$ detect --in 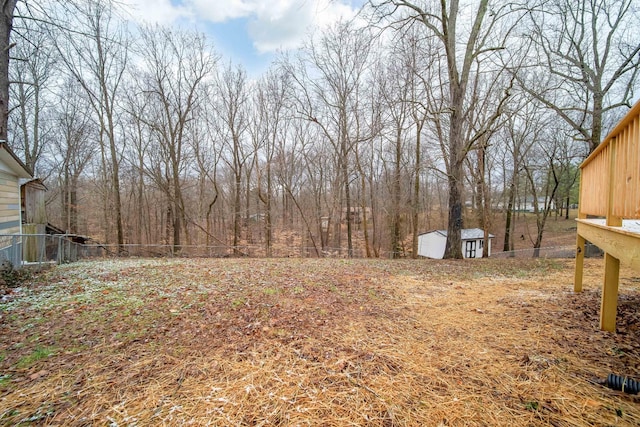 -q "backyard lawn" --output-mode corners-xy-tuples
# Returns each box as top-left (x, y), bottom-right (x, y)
(1, 257), (639, 426)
